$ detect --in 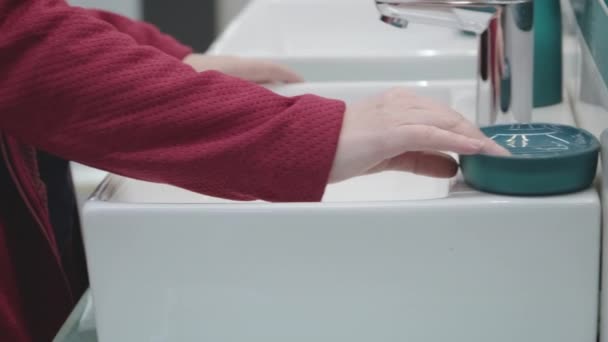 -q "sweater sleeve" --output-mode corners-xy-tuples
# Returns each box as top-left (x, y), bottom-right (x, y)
(83, 8), (193, 59)
(0, 0), (345, 202)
